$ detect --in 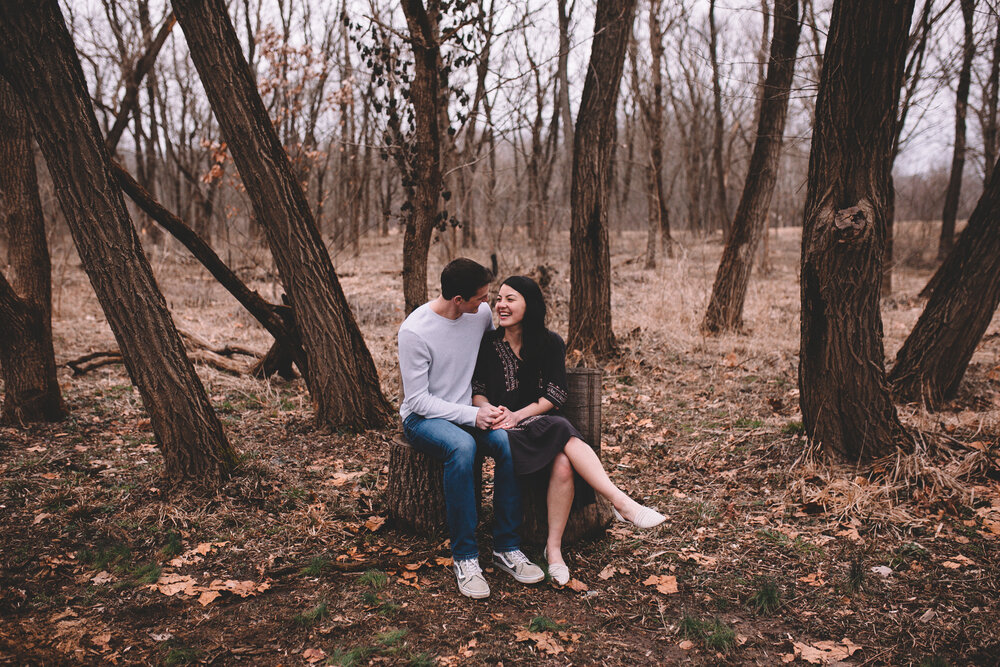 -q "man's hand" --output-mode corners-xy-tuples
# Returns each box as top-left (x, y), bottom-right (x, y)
(476, 404), (502, 430)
